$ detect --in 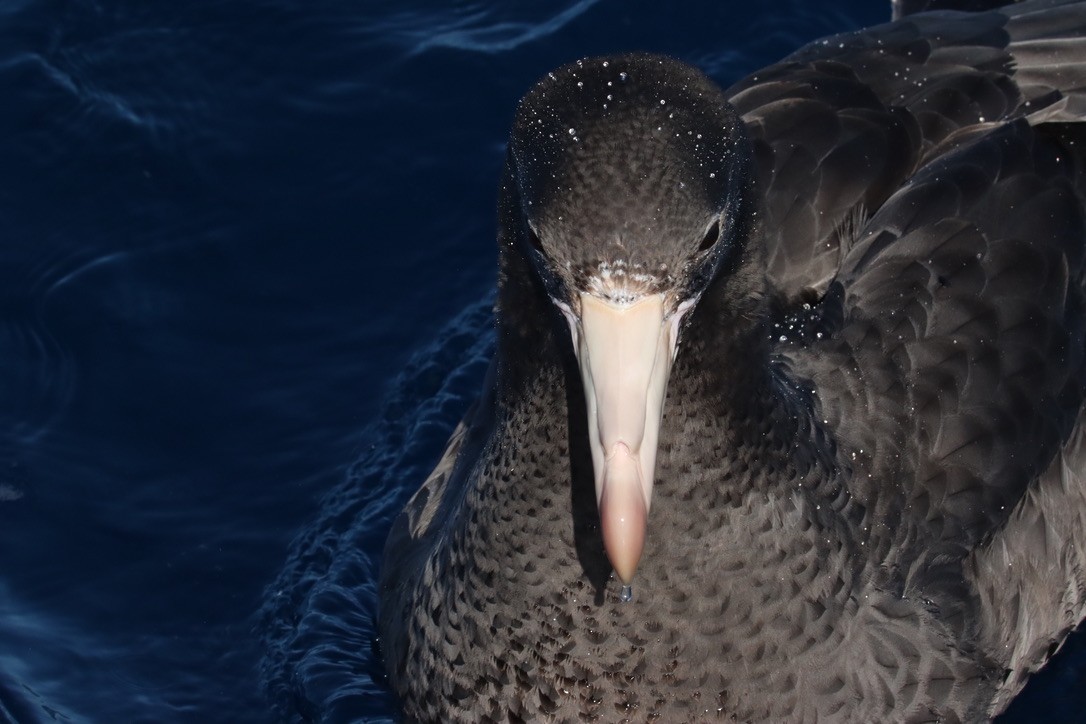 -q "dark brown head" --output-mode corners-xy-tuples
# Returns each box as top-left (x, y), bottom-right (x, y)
(498, 53), (760, 583)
